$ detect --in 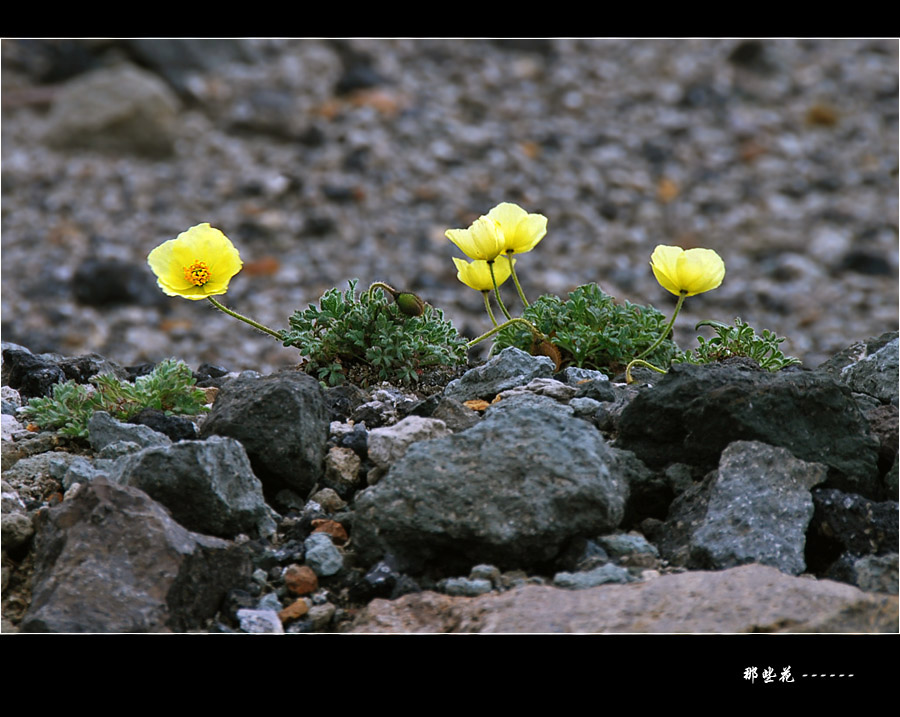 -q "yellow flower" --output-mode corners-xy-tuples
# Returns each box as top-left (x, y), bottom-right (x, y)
(147, 223), (243, 300)
(453, 256), (514, 292)
(650, 245), (725, 297)
(486, 202), (548, 255)
(445, 215), (506, 262)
